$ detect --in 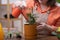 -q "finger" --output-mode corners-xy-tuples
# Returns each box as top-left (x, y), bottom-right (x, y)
(37, 25), (44, 30)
